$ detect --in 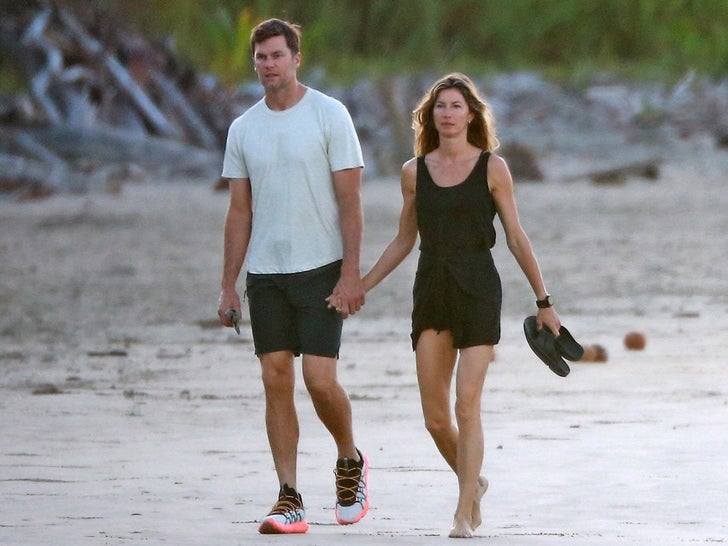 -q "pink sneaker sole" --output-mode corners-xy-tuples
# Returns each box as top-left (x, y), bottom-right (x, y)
(258, 518), (309, 534)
